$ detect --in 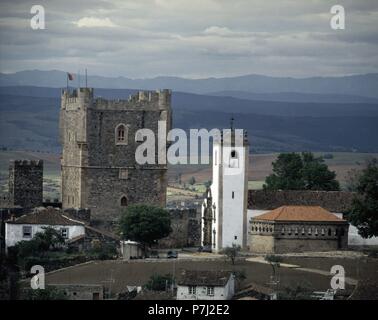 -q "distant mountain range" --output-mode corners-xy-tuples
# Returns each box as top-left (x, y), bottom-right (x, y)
(1, 70), (378, 99)
(1, 86), (378, 153)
